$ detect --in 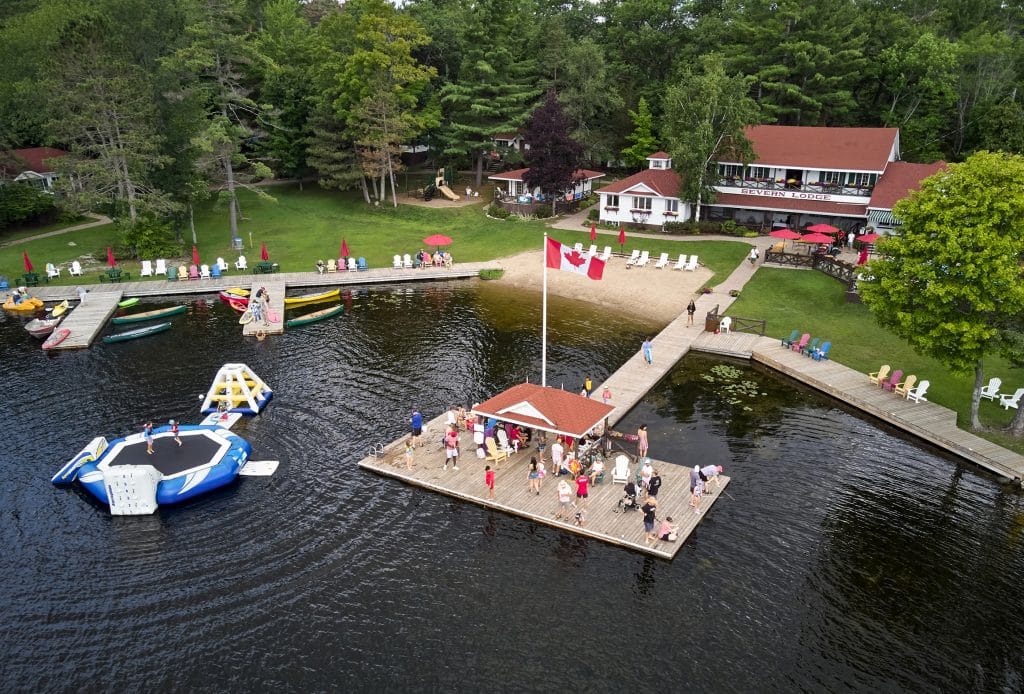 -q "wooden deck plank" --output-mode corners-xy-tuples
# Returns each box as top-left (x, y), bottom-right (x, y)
(48, 290), (122, 350)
